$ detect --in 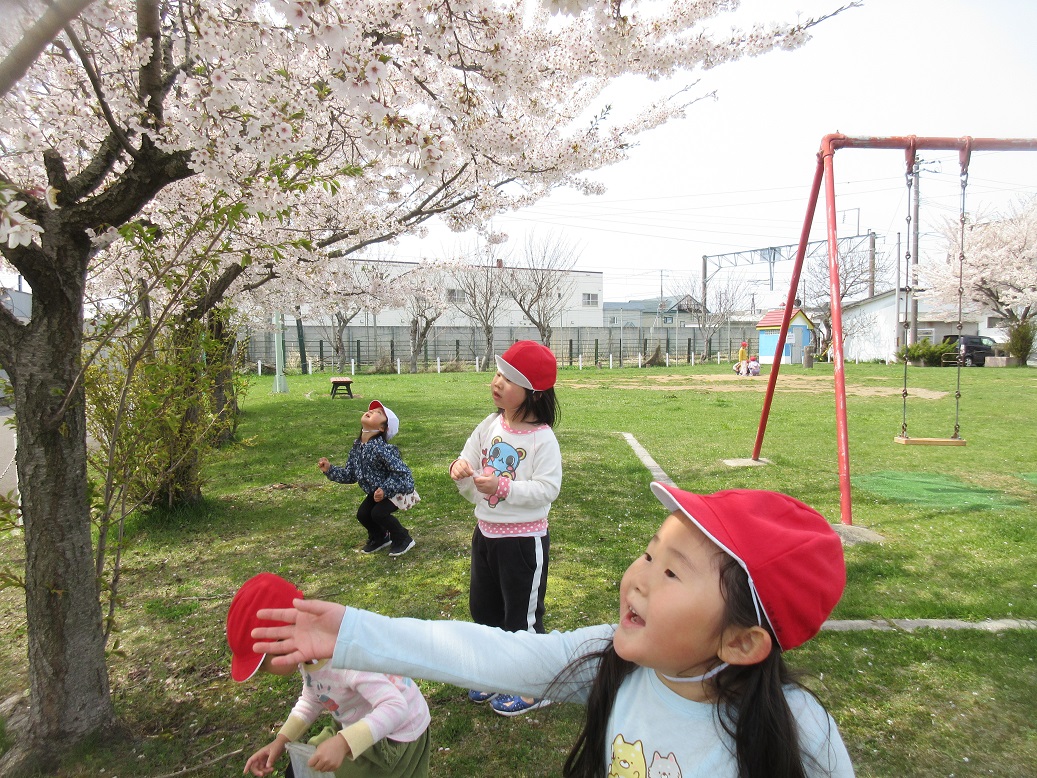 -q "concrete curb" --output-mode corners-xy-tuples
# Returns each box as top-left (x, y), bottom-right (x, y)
(823, 618), (1037, 633)
(619, 432), (1036, 634)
